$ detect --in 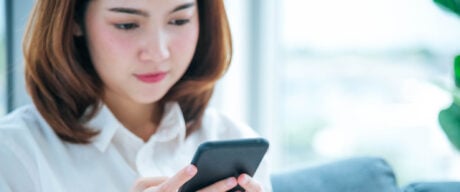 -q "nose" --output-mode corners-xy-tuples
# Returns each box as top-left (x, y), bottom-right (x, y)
(139, 29), (170, 63)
